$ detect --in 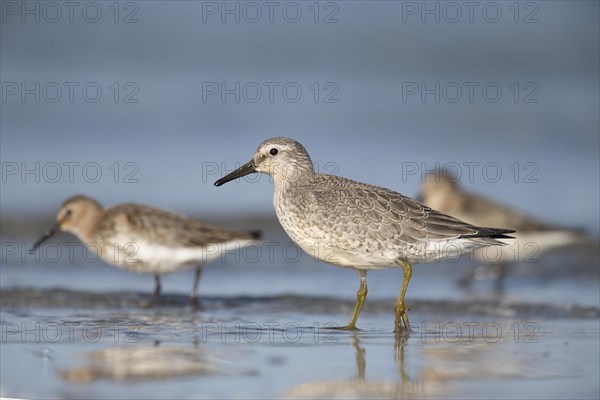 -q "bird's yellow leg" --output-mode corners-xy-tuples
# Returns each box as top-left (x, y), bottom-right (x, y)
(394, 261), (413, 332)
(333, 270), (367, 330)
